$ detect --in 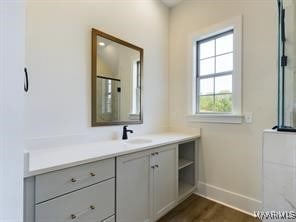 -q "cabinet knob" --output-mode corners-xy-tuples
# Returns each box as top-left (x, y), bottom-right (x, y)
(70, 214), (77, 220)
(71, 178), (77, 183)
(90, 205), (96, 210)
(151, 153), (155, 156)
(155, 164), (159, 168)
(90, 172), (96, 177)
(155, 152), (159, 155)
(151, 166), (155, 169)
